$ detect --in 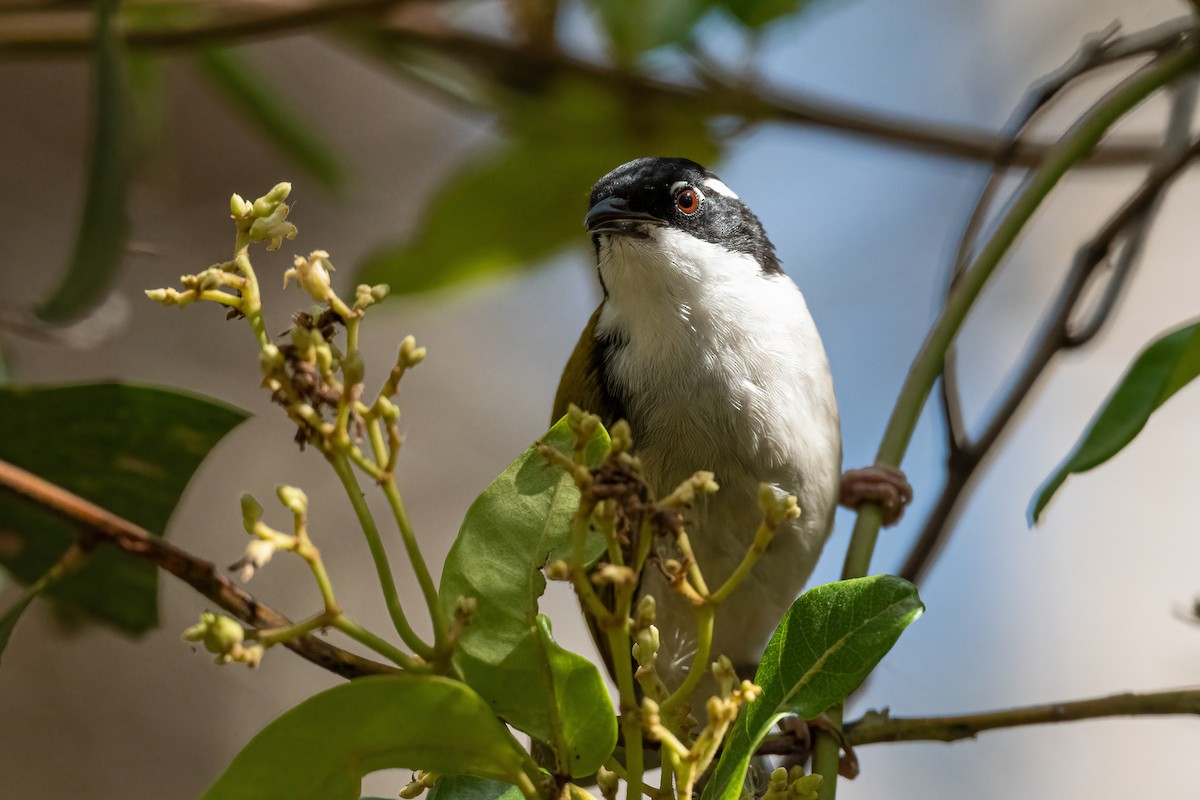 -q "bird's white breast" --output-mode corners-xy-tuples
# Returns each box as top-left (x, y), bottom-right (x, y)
(595, 227), (842, 679)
